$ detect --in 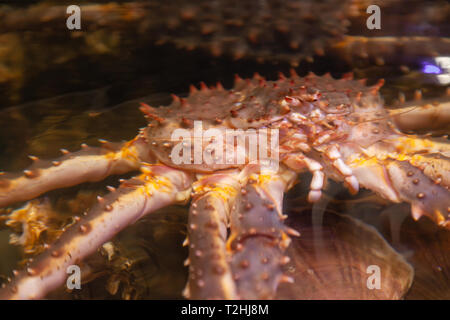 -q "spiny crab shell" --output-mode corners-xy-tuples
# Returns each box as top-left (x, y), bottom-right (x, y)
(145, 72), (388, 172)
(143, 71), (449, 224)
(0, 71), (449, 300)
